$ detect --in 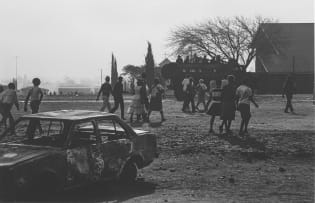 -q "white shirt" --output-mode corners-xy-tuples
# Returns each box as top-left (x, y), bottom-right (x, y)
(236, 85), (252, 105)
(182, 78), (190, 91)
